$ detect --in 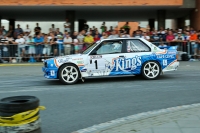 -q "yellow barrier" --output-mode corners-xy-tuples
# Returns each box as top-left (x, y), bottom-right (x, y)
(0, 106), (45, 126)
